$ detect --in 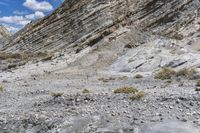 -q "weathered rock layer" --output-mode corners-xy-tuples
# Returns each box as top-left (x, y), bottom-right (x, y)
(0, 25), (10, 48)
(3, 0), (200, 52)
